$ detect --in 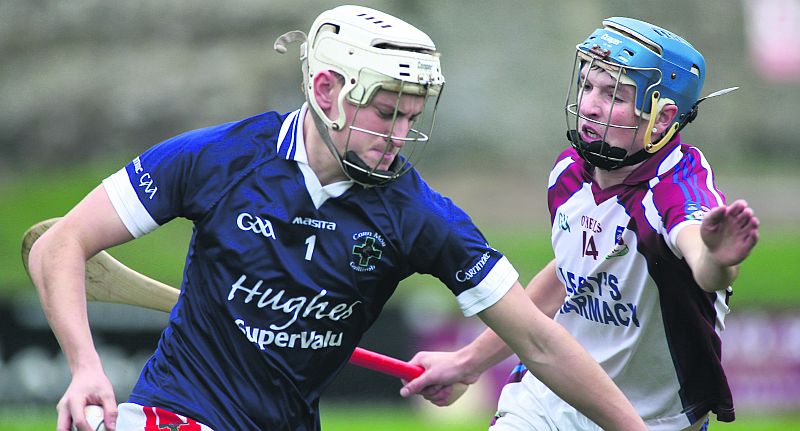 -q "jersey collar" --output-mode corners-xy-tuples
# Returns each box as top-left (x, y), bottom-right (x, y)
(277, 103), (310, 163)
(621, 135), (683, 186)
(277, 103), (354, 208)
